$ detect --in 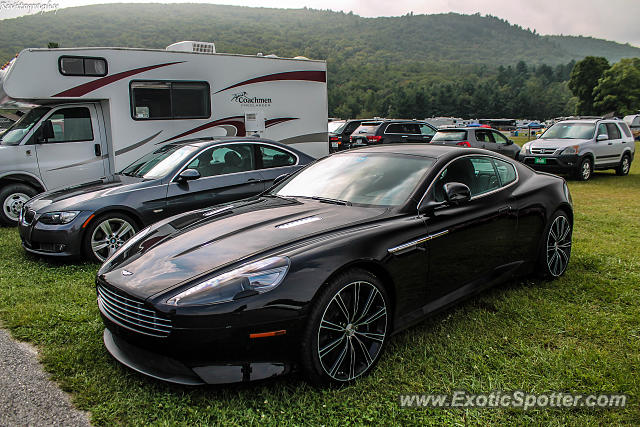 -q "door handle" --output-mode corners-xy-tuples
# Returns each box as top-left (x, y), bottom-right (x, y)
(94, 144), (102, 156)
(608, 142), (613, 145)
(247, 178), (260, 183)
(401, 135), (408, 138)
(498, 206), (512, 214)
